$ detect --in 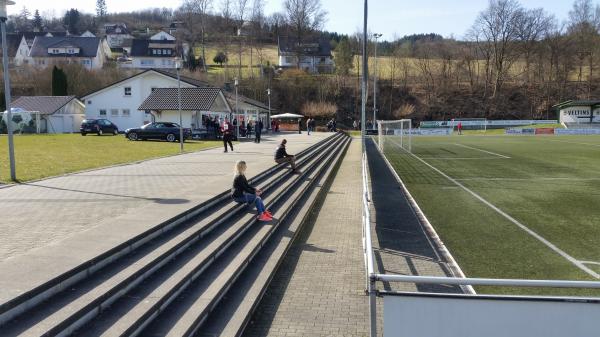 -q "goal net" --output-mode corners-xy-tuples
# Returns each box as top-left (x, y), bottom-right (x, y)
(377, 119), (412, 154)
(451, 118), (487, 133)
